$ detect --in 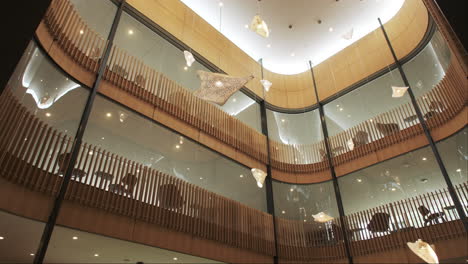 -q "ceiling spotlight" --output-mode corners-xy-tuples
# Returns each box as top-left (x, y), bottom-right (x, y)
(422, 157), (427, 161)
(0, 236), (4, 240)
(290, 188), (294, 192)
(456, 168), (462, 172)
(281, 119), (285, 123)
(183, 66), (188, 71)
(356, 178), (362, 183)
(45, 112), (51, 117)
(290, 53), (295, 57)
(79, 29), (84, 35)
(30, 253), (35, 256)
(391, 187), (396, 191)
(94, 254), (99, 257)
(72, 236), (78, 240)
(173, 257), (178, 261)
(266, 44), (271, 48)
(232, 98), (237, 102)
(175, 145), (180, 149)
(199, 177), (203, 180)
(329, 27), (334, 32)
(106, 112), (112, 117)
(239, 174), (244, 178)
(281, 210), (286, 214)
(218, 2), (223, 7)
(339, 108), (343, 111)
(128, 29), (134, 35)
(244, 24), (249, 29)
